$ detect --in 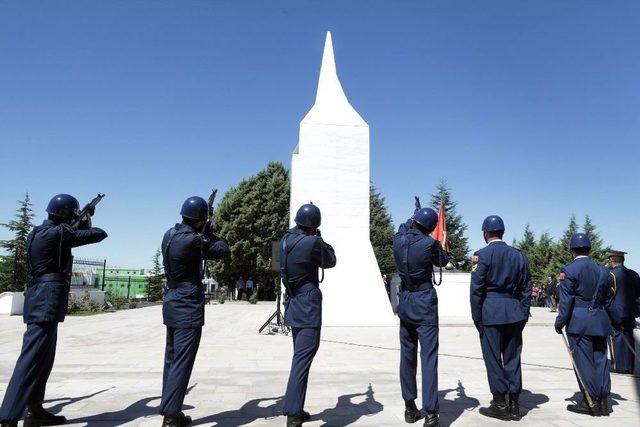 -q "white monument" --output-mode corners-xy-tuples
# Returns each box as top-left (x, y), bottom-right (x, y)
(290, 32), (396, 327)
